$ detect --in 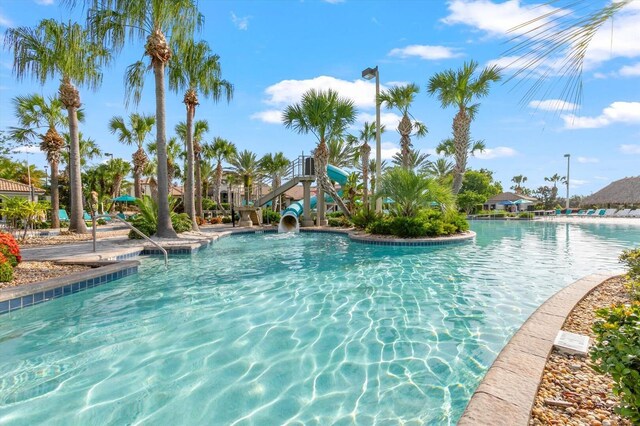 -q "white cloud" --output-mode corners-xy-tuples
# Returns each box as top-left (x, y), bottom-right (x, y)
(12, 146), (41, 154)
(388, 45), (463, 60)
(357, 112), (403, 130)
(474, 146), (517, 160)
(576, 156), (599, 164)
(262, 76), (380, 108)
(583, 5), (640, 69)
(619, 63), (640, 77)
(230, 12), (250, 30)
(562, 102), (640, 129)
(323, 0), (345, 3)
(571, 179), (588, 188)
(34, 0), (54, 5)
(593, 72), (608, 79)
(442, 0), (560, 37)
(380, 142), (400, 160)
(250, 110), (282, 124)
(0, 13), (13, 27)
(529, 99), (579, 112)
(620, 144), (640, 154)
